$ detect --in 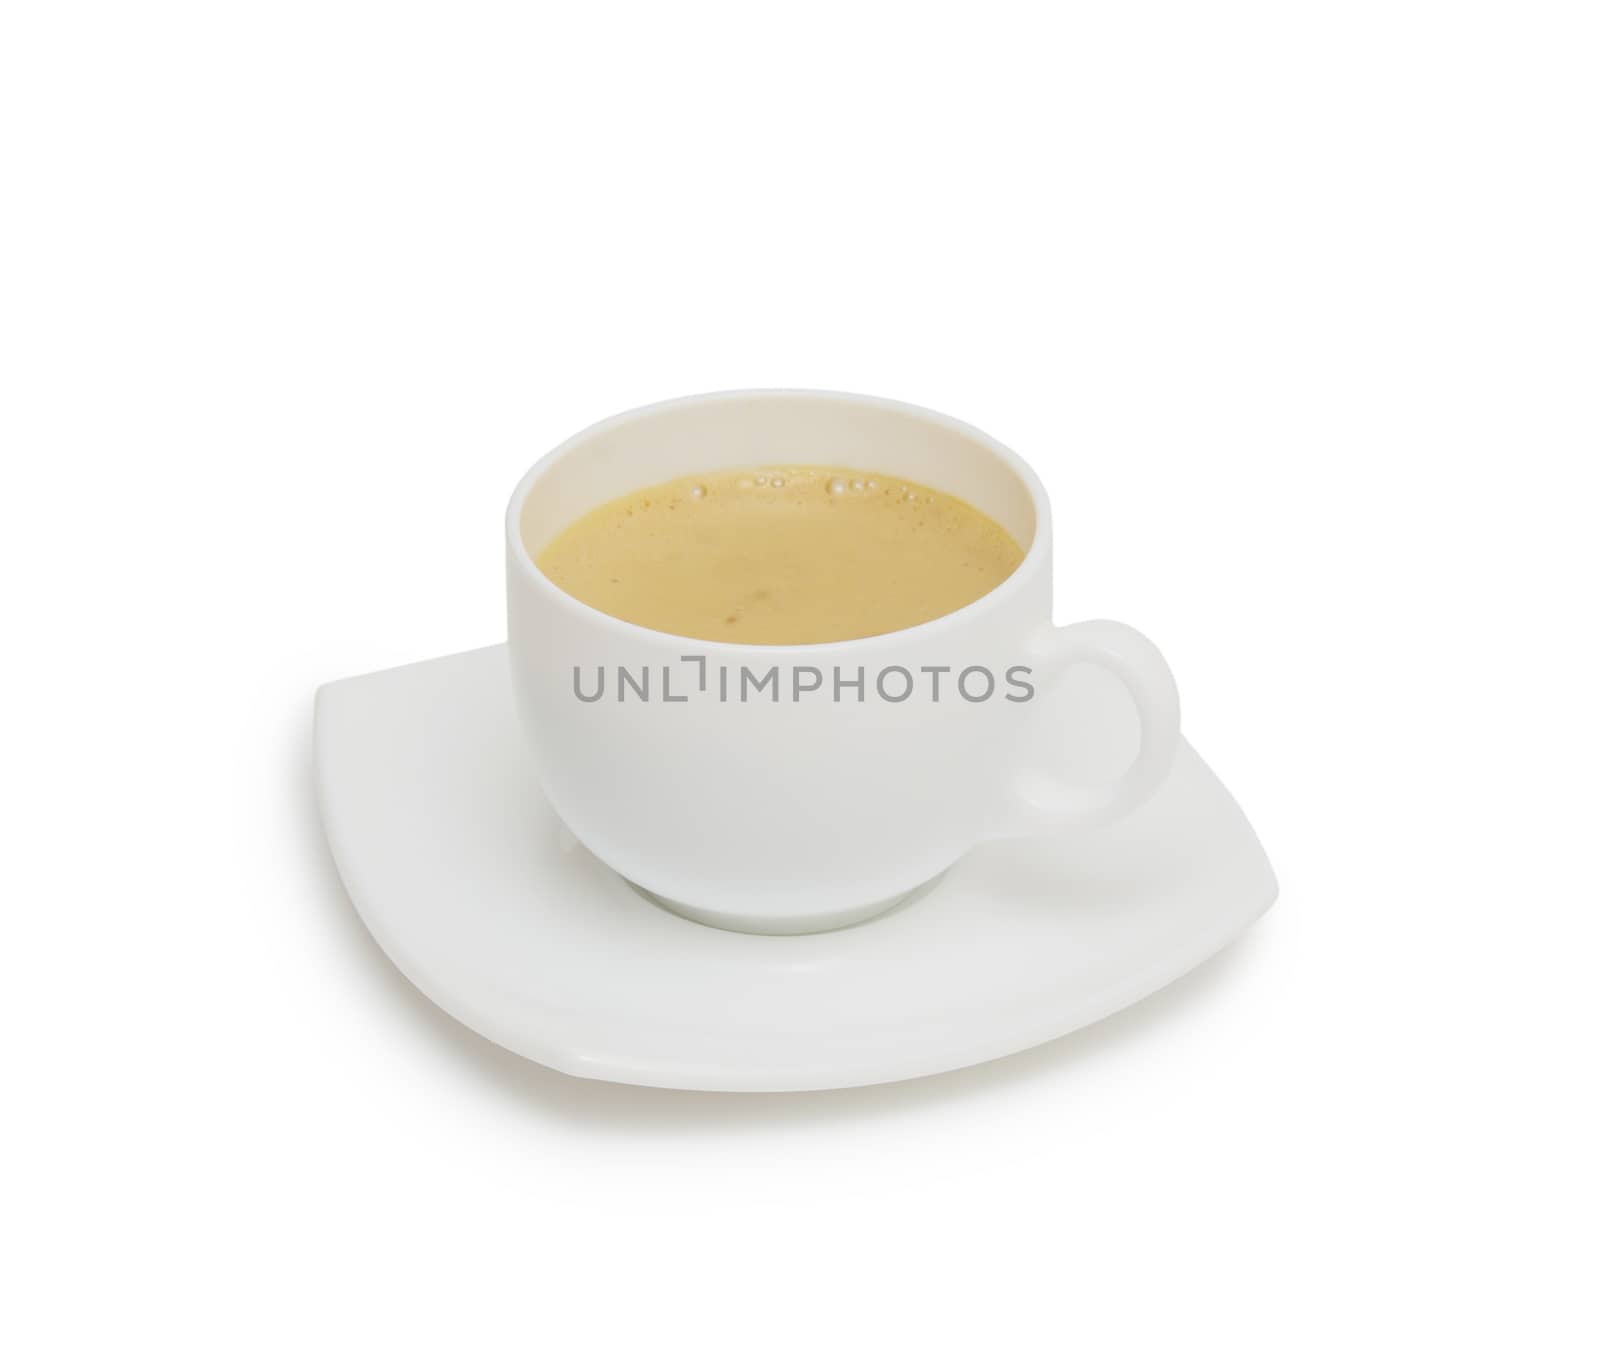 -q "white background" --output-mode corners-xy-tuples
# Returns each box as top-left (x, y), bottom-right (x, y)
(4, 2), (1596, 1354)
